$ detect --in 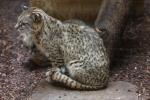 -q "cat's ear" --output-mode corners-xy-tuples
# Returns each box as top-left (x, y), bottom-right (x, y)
(30, 13), (42, 23)
(21, 5), (28, 11)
